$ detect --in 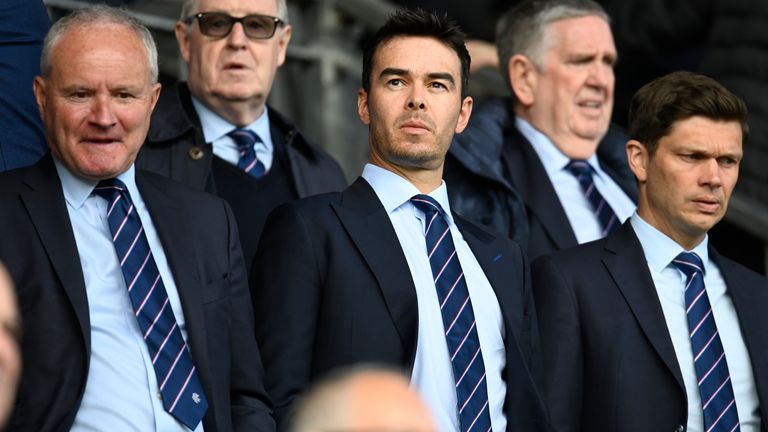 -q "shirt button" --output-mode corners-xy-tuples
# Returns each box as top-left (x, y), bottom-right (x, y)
(157, 392), (162, 400)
